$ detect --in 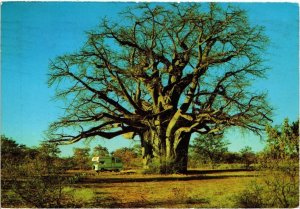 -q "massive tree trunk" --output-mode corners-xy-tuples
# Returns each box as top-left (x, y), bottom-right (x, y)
(141, 130), (190, 174)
